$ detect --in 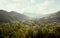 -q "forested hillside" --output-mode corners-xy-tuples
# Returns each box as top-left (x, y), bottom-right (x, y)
(0, 23), (60, 38)
(0, 10), (60, 38)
